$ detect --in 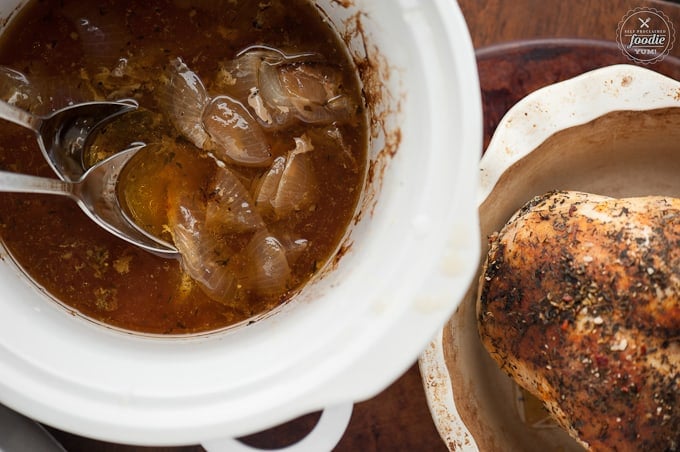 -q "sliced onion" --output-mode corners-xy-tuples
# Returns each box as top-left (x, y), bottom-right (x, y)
(254, 135), (317, 219)
(198, 257), (240, 306)
(242, 230), (291, 298)
(285, 237), (309, 265)
(217, 48), (280, 101)
(221, 46), (343, 129)
(0, 66), (40, 112)
(167, 188), (239, 305)
(246, 87), (274, 126)
(178, 226), (239, 305)
(159, 57), (211, 149)
(305, 124), (358, 171)
(259, 60), (352, 126)
(205, 165), (265, 233)
(269, 228), (309, 266)
(218, 48), (281, 127)
(256, 62), (293, 127)
(231, 48), (278, 77)
(278, 64), (331, 104)
(167, 190), (208, 282)
(202, 95), (272, 167)
(253, 155), (285, 217)
(63, 3), (132, 72)
(271, 135), (317, 218)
